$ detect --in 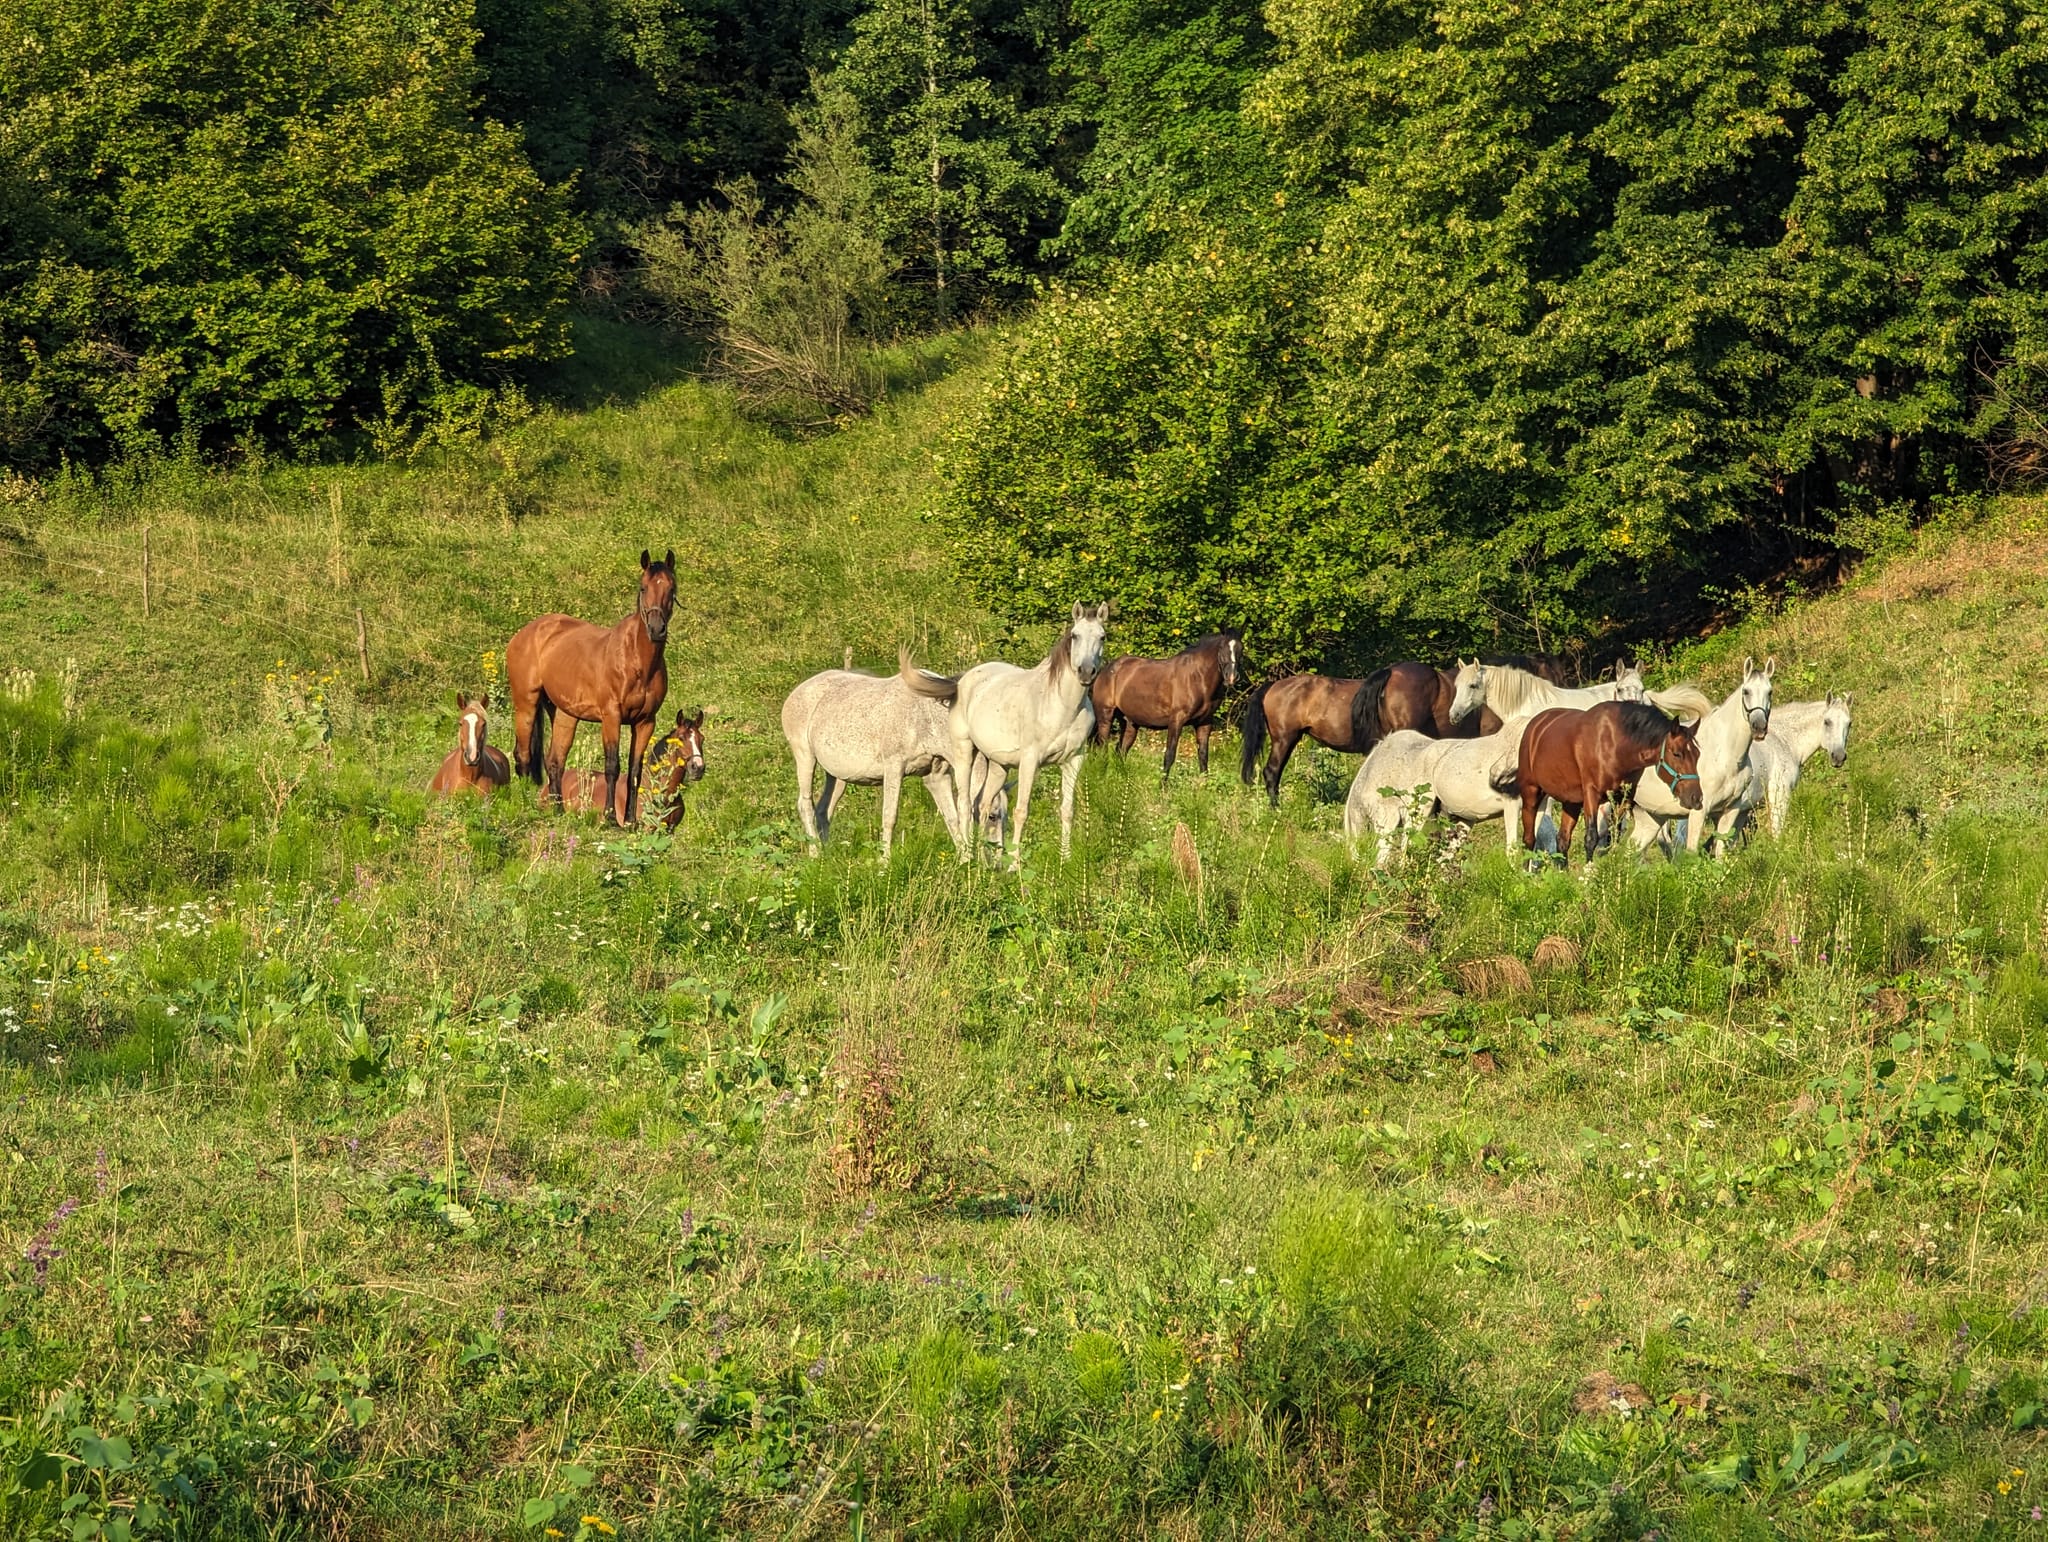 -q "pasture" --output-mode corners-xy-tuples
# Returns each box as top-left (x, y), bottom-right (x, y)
(2, 331), (2046, 1538)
